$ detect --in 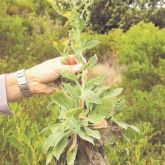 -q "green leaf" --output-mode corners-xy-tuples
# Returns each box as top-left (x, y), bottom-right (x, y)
(83, 55), (98, 71)
(63, 83), (79, 97)
(88, 96), (115, 123)
(50, 122), (66, 133)
(46, 149), (53, 165)
(128, 125), (140, 133)
(85, 76), (105, 90)
(63, 83), (80, 105)
(83, 39), (100, 50)
(62, 71), (79, 82)
(107, 88), (123, 97)
(96, 86), (110, 96)
(53, 137), (68, 160)
(114, 121), (140, 133)
(84, 127), (101, 140)
(87, 114), (104, 124)
(63, 83), (80, 106)
(67, 117), (81, 133)
(40, 123), (60, 134)
(66, 108), (84, 118)
(114, 121), (128, 129)
(52, 91), (73, 110)
(80, 118), (89, 127)
(58, 108), (67, 119)
(81, 89), (102, 104)
(115, 97), (126, 112)
(79, 18), (85, 31)
(42, 132), (65, 153)
(78, 128), (94, 145)
(66, 144), (78, 165)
